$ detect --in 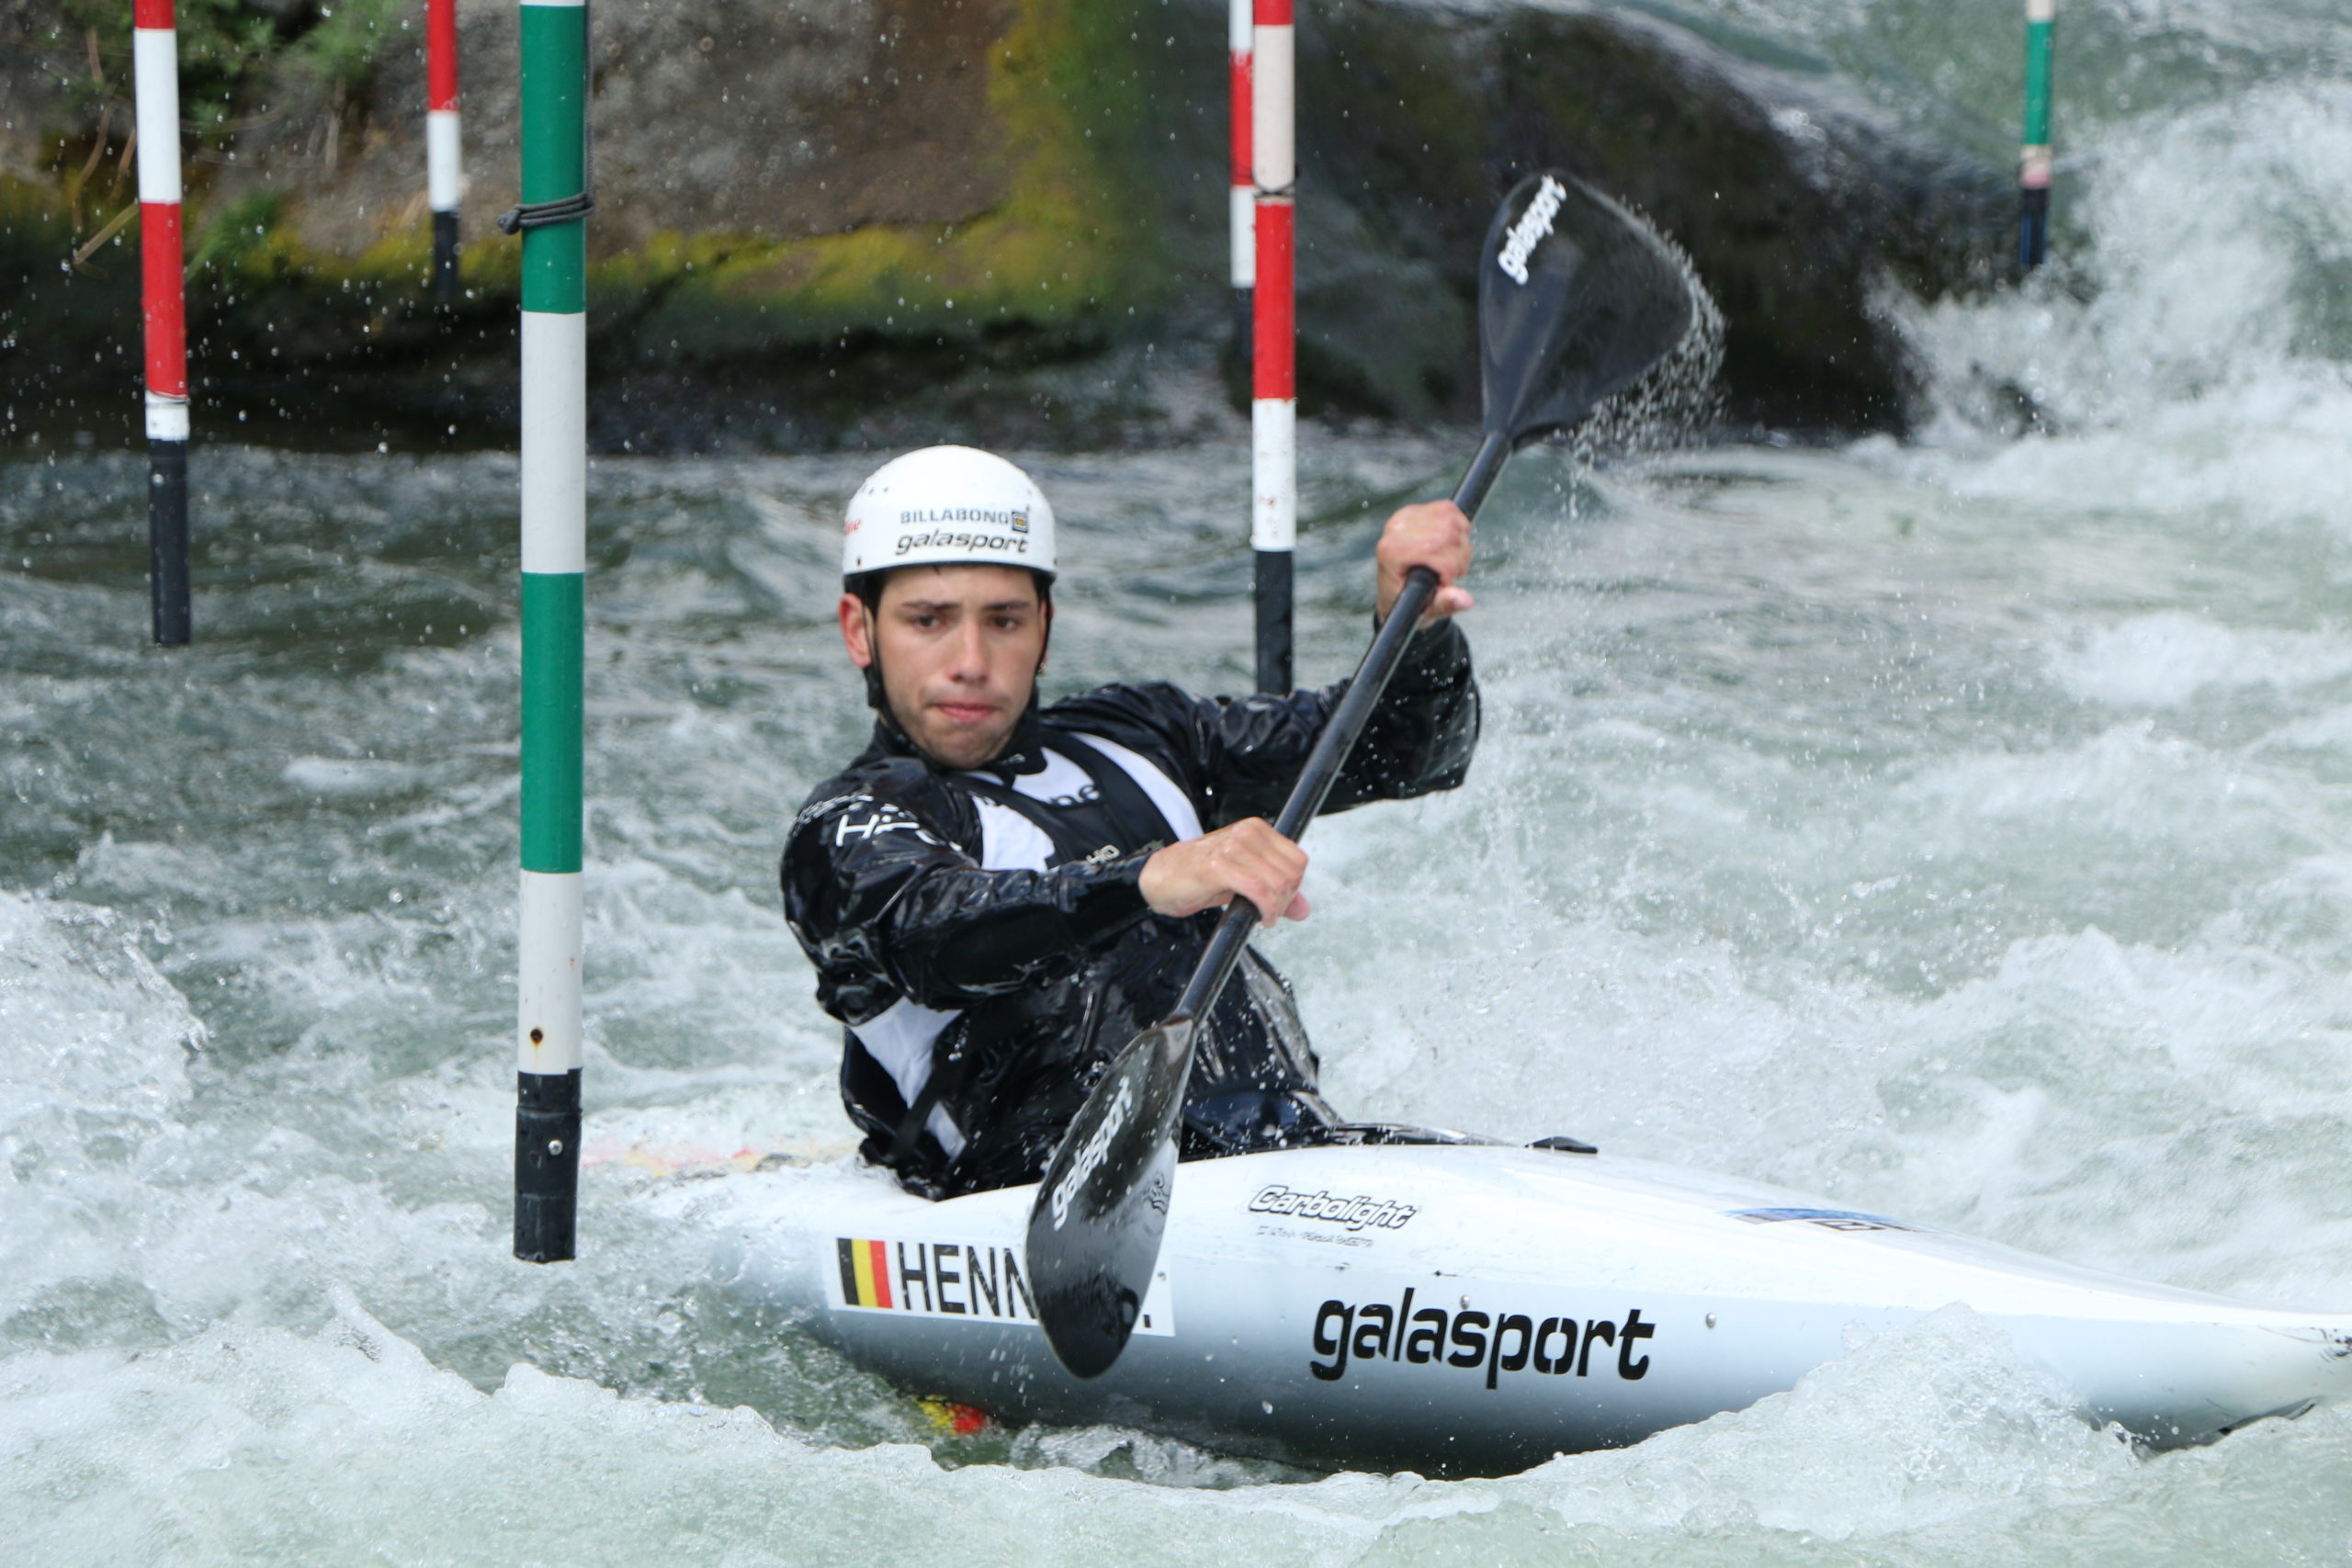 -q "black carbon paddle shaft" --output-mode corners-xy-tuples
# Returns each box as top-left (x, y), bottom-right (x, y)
(1170, 565), (1436, 1020)
(1172, 427), (1506, 1025)
(1450, 430), (1512, 523)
